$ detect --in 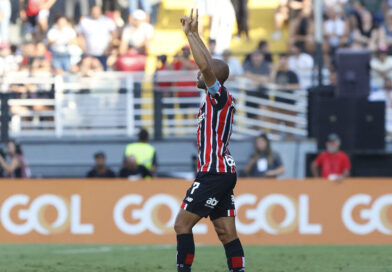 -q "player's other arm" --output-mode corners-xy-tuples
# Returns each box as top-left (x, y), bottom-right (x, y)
(181, 10), (218, 90)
